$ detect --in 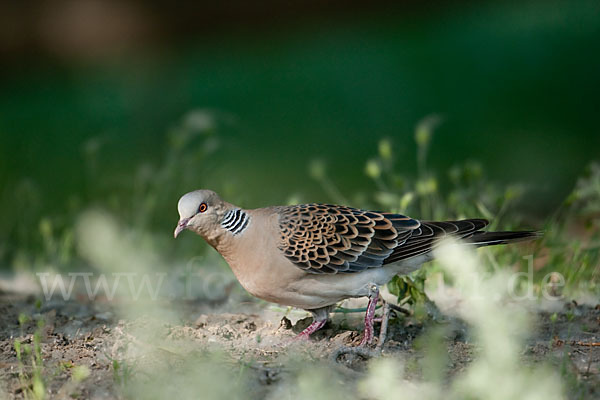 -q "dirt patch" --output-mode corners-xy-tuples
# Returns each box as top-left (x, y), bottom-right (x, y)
(0, 294), (598, 399)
